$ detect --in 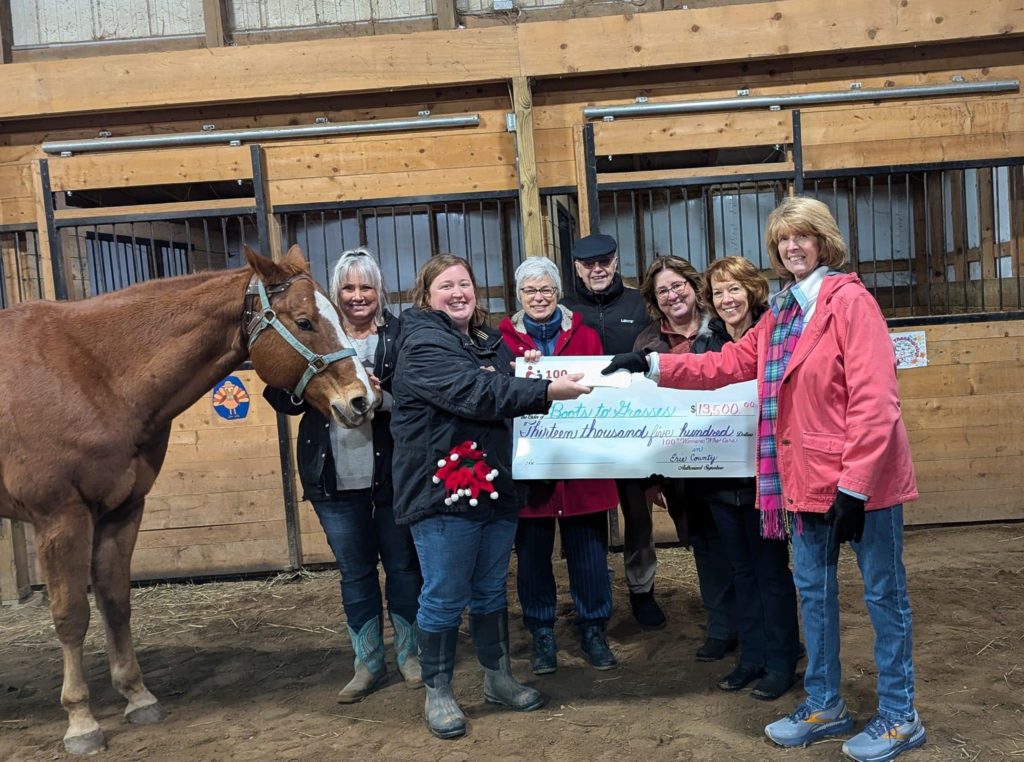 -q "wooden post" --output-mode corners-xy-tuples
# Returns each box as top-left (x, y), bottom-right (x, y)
(573, 126), (592, 238)
(512, 77), (545, 259)
(203, 0), (229, 48)
(0, 519), (31, 605)
(436, 0), (458, 30)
